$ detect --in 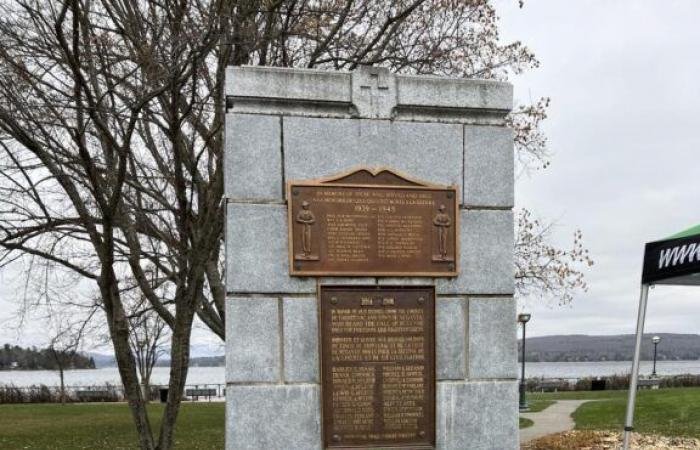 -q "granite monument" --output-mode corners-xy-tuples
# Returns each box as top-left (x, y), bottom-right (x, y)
(225, 65), (517, 450)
